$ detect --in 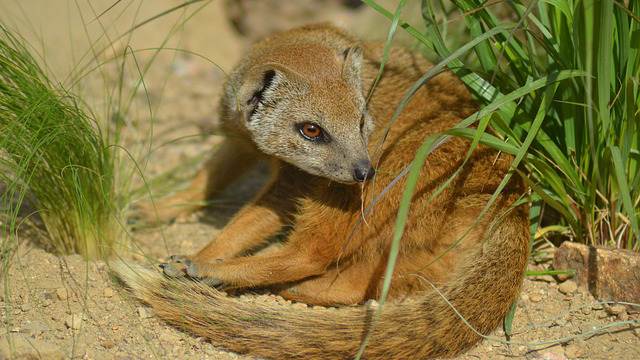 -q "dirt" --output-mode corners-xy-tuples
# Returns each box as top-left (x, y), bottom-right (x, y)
(1, 1), (639, 359)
